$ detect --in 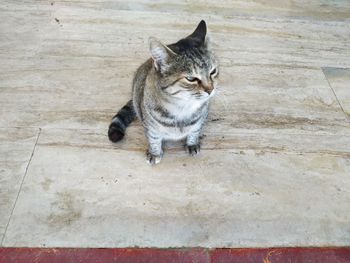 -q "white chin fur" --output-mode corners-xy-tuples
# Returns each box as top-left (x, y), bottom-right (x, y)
(200, 88), (216, 99)
(209, 88), (216, 97)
